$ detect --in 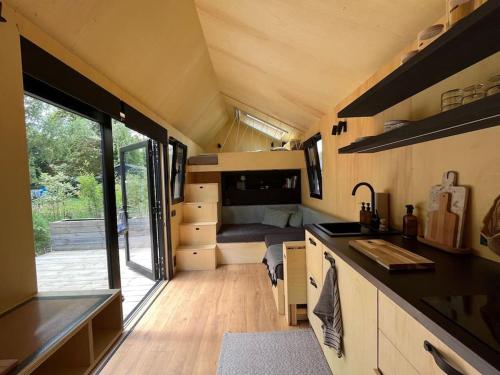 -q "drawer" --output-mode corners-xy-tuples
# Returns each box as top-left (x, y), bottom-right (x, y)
(378, 292), (480, 375)
(185, 183), (218, 202)
(183, 202), (217, 223)
(176, 245), (216, 270)
(378, 330), (419, 375)
(306, 272), (323, 339)
(305, 231), (323, 283)
(179, 223), (216, 246)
